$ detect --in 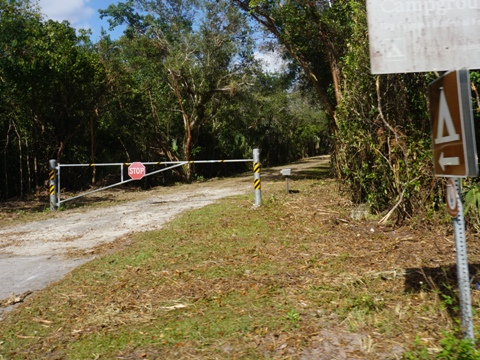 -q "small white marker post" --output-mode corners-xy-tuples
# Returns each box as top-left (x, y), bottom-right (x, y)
(280, 169), (292, 193)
